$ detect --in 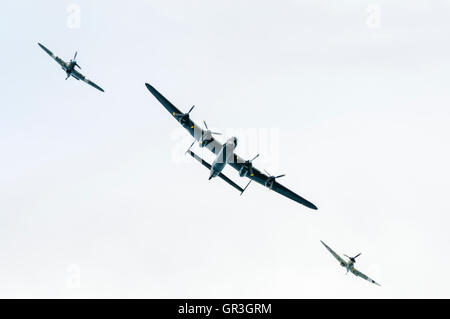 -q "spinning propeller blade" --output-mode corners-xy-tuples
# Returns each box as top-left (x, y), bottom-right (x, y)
(344, 253), (361, 261)
(264, 170), (285, 179)
(203, 121), (221, 135)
